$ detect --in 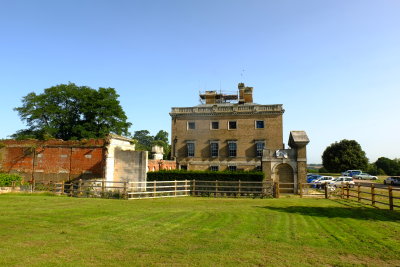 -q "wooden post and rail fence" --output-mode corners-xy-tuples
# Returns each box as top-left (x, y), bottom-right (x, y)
(4, 179), (400, 210)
